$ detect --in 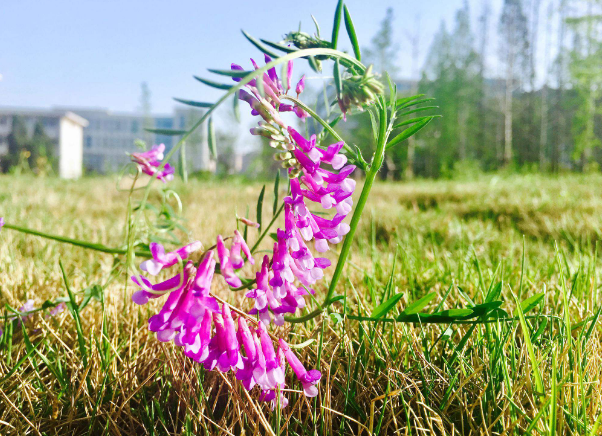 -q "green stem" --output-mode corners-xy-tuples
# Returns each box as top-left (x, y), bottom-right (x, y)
(135, 48), (365, 224)
(250, 202), (285, 253)
(321, 102), (388, 307)
(3, 223), (152, 258)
